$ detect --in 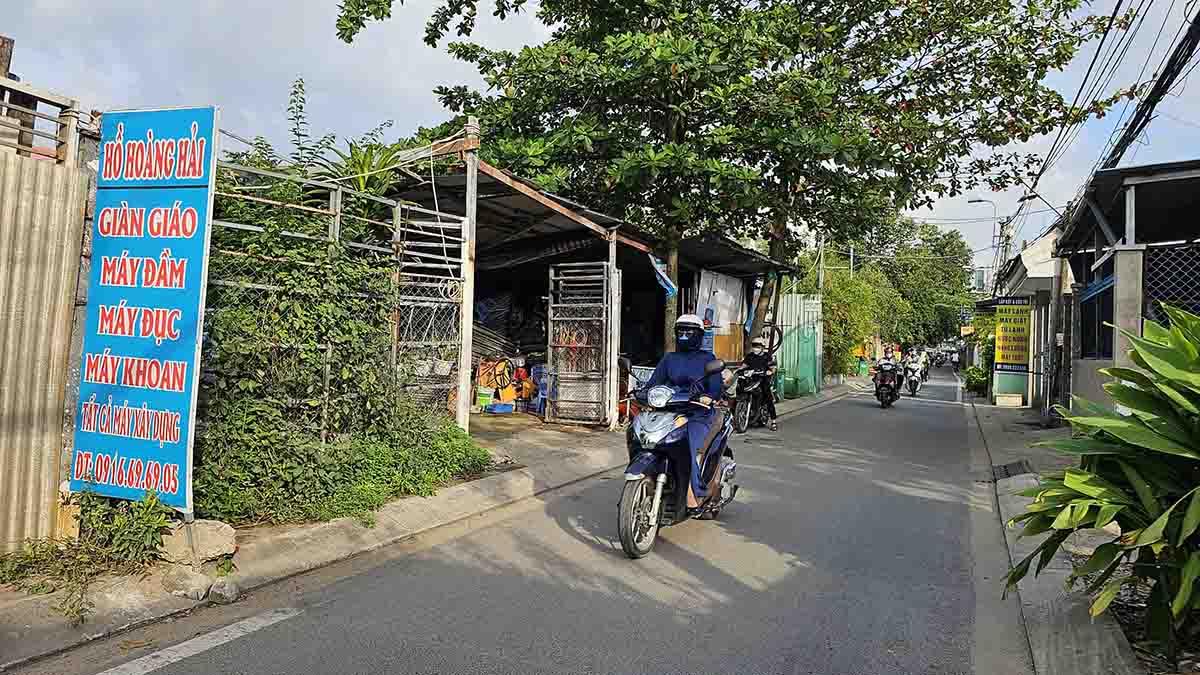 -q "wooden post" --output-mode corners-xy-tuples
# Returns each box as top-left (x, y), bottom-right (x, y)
(455, 117), (480, 431)
(0, 37), (34, 158)
(663, 241), (679, 353)
(1043, 252), (1064, 421)
(0, 36), (14, 77)
(817, 236), (825, 291)
(607, 233), (619, 429)
(57, 99), (79, 166)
